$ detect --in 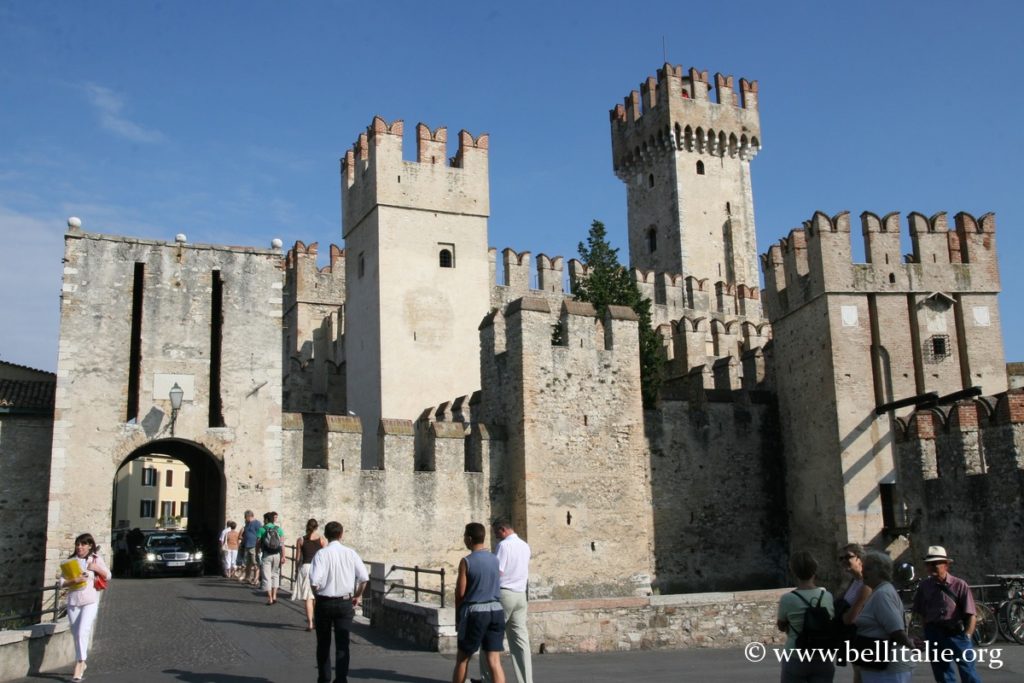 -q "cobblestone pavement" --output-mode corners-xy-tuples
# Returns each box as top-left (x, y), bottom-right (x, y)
(16, 576), (1024, 682)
